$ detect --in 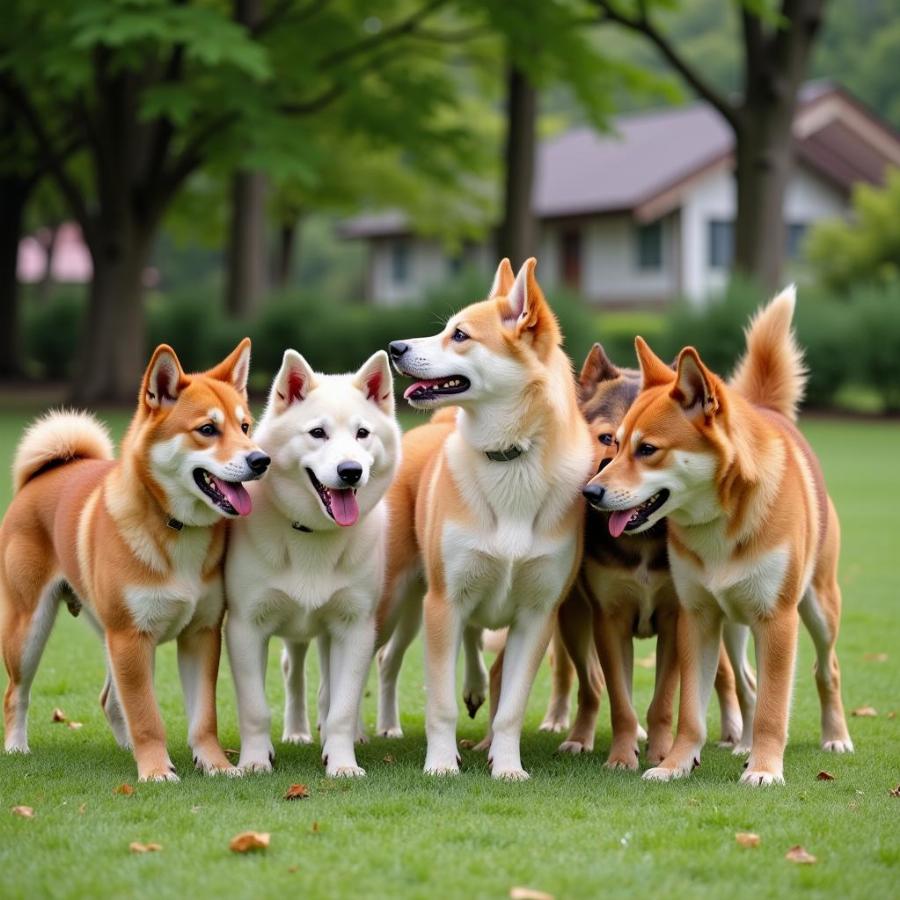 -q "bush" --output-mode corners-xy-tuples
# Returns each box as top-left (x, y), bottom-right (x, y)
(850, 287), (900, 412)
(23, 290), (84, 380)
